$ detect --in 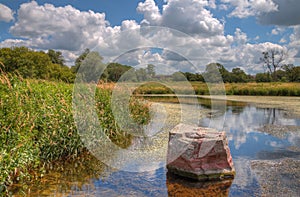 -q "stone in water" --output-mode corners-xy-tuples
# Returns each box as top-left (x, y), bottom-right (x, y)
(167, 123), (235, 181)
